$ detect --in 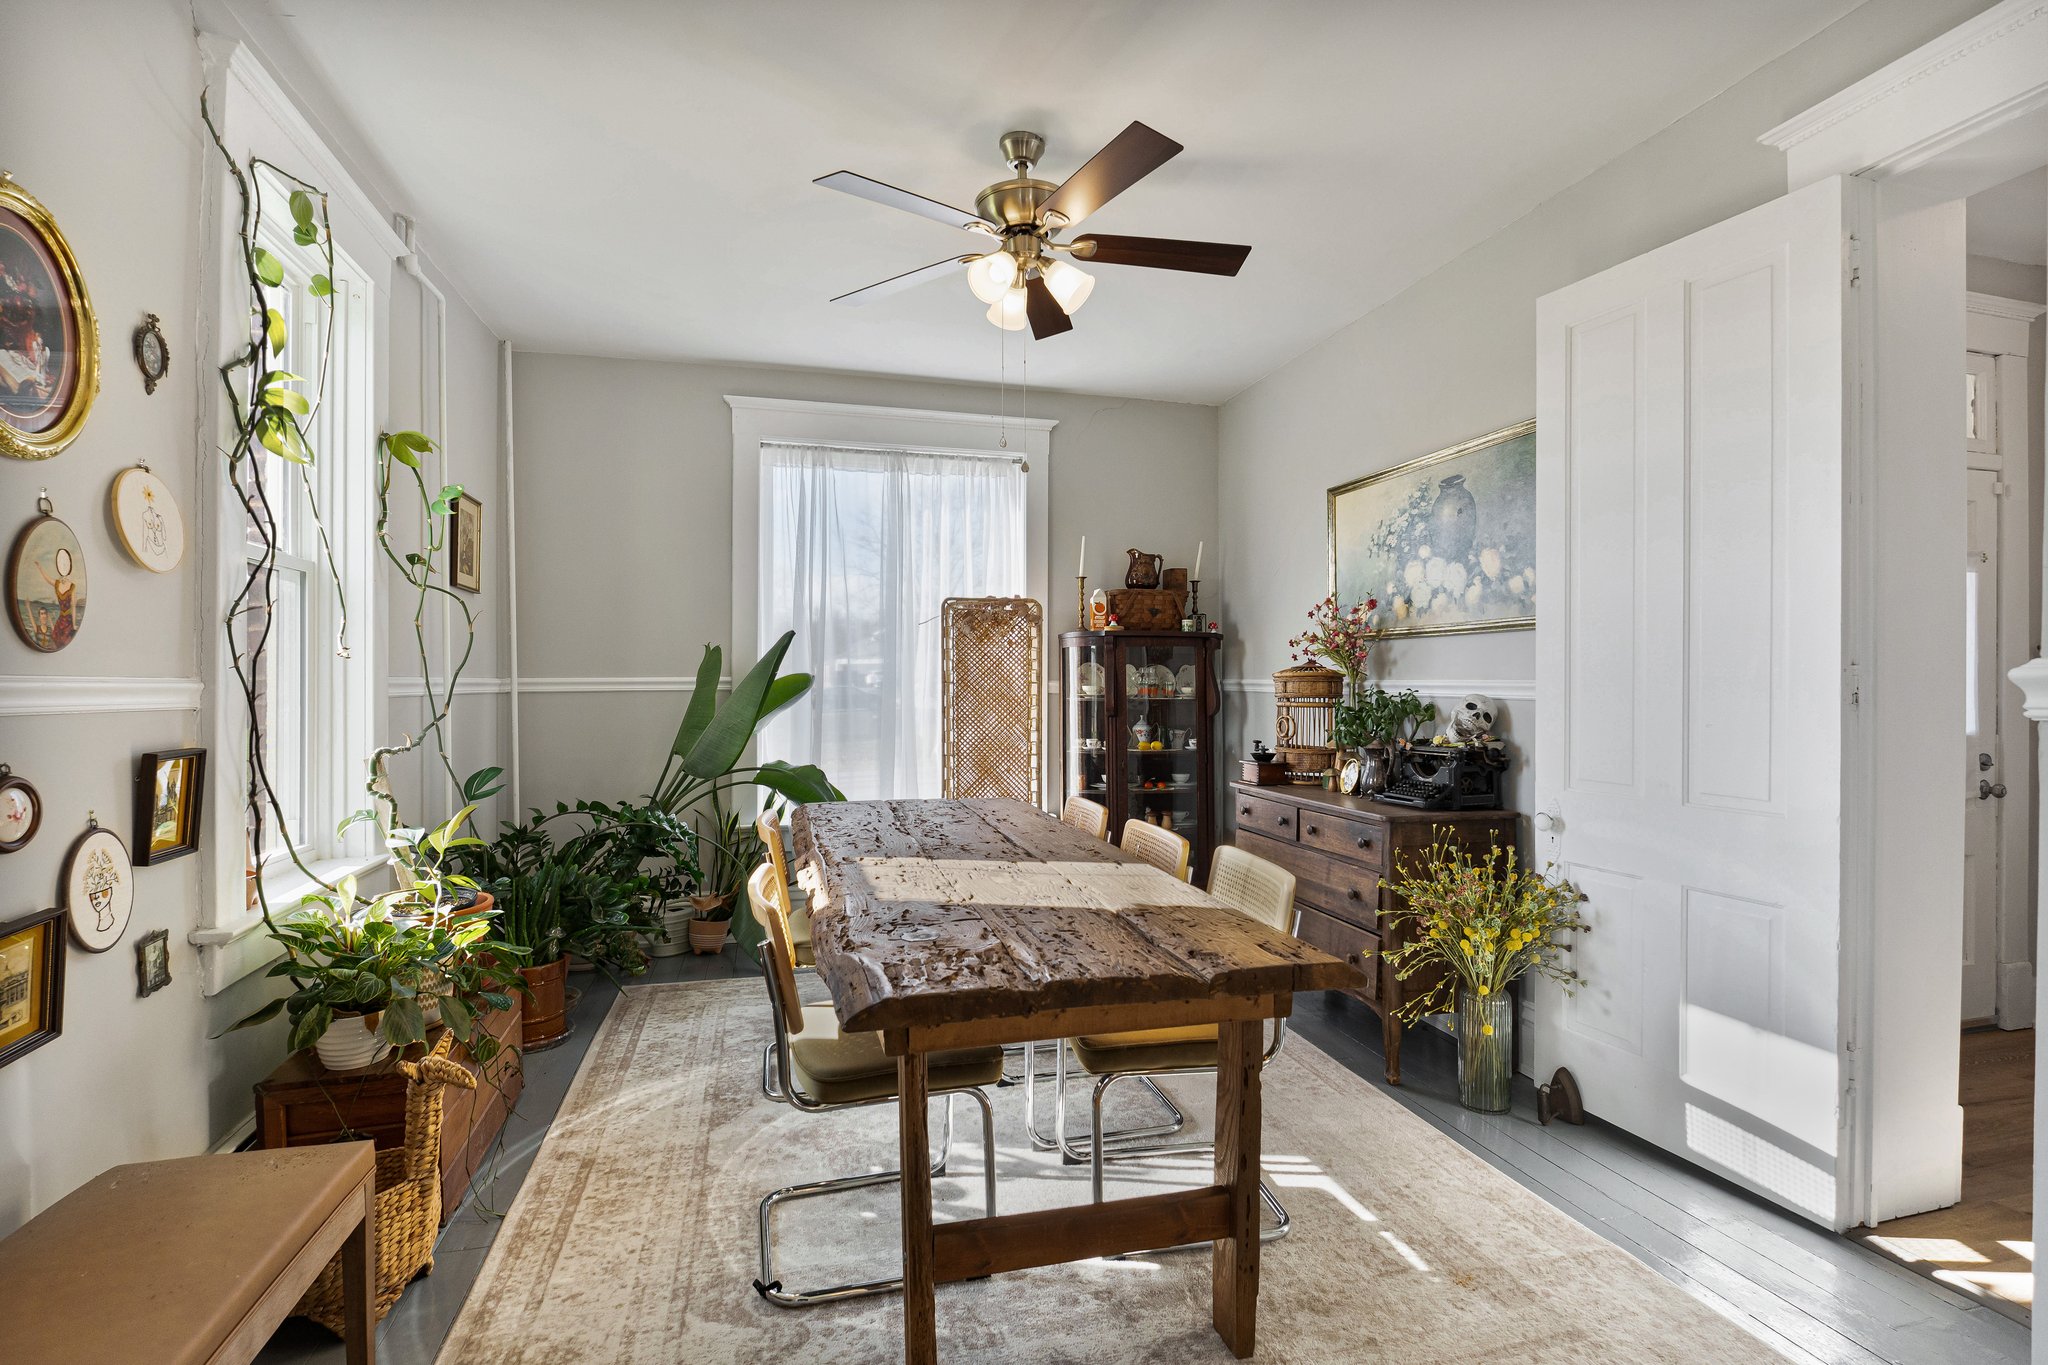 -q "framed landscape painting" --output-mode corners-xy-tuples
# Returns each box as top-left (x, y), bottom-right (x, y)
(1327, 419), (1536, 638)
